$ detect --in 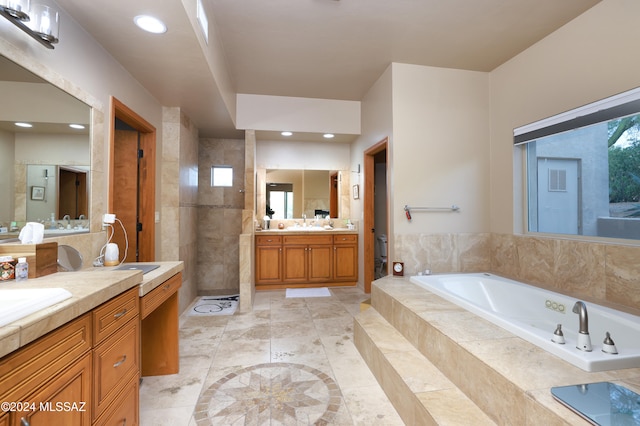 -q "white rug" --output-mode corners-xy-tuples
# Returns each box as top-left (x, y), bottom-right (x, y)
(285, 287), (331, 298)
(188, 295), (239, 316)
